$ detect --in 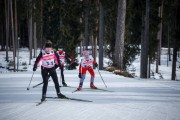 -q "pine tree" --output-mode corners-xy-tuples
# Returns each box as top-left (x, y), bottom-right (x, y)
(114, 0), (126, 69)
